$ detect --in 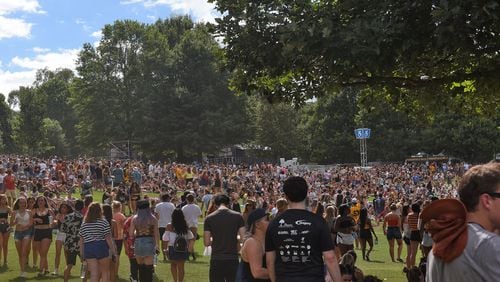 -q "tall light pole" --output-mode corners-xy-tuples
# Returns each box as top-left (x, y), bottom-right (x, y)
(354, 128), (371, 167)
